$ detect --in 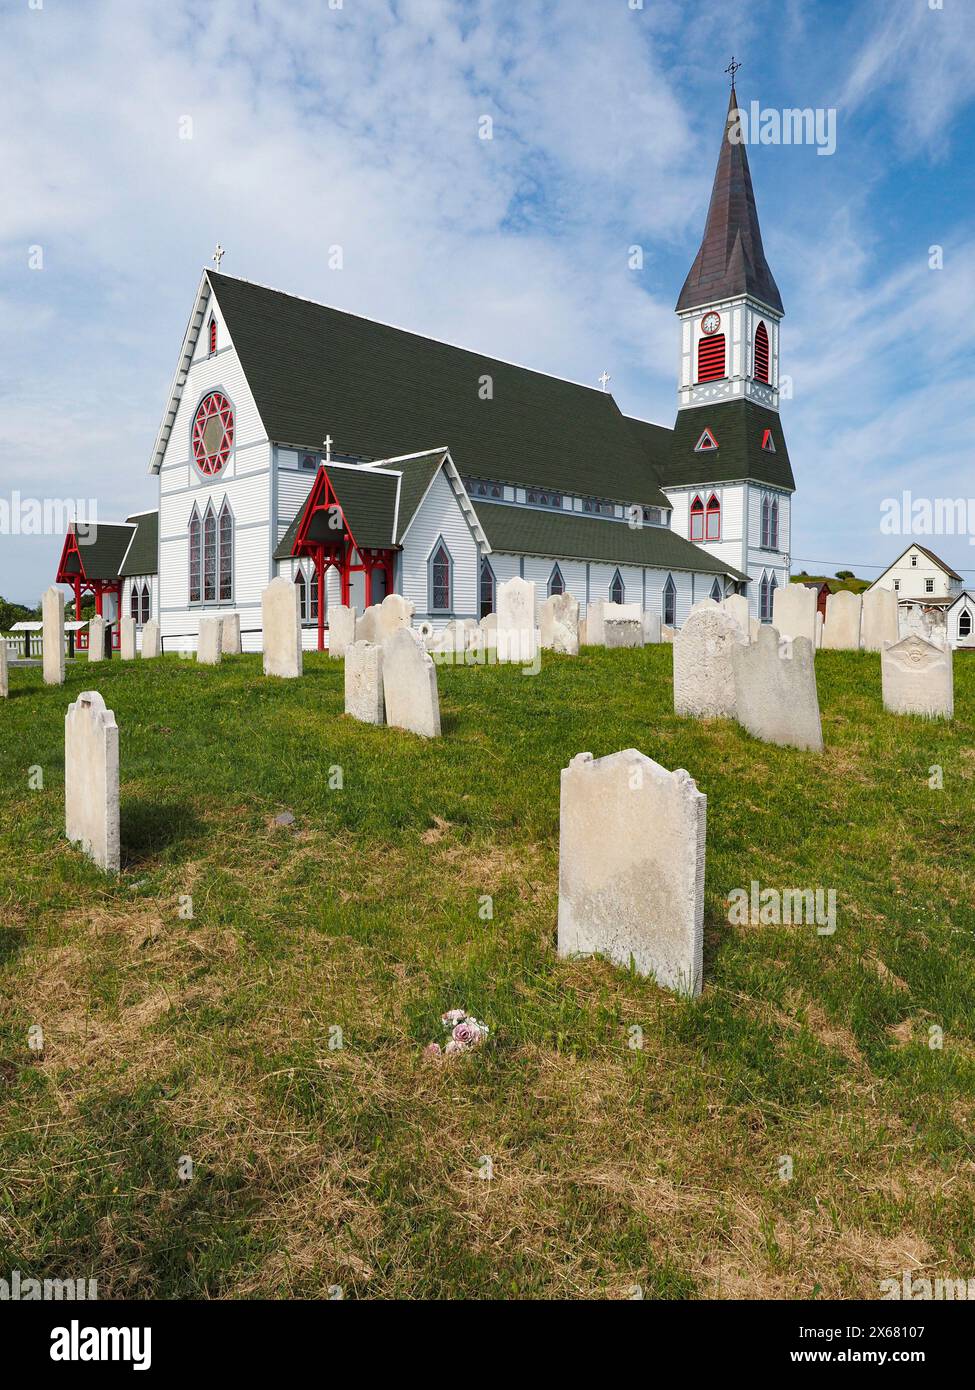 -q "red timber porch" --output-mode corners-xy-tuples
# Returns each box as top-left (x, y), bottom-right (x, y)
(55, 522), (133, 650)
(281, 465), (397, 652)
